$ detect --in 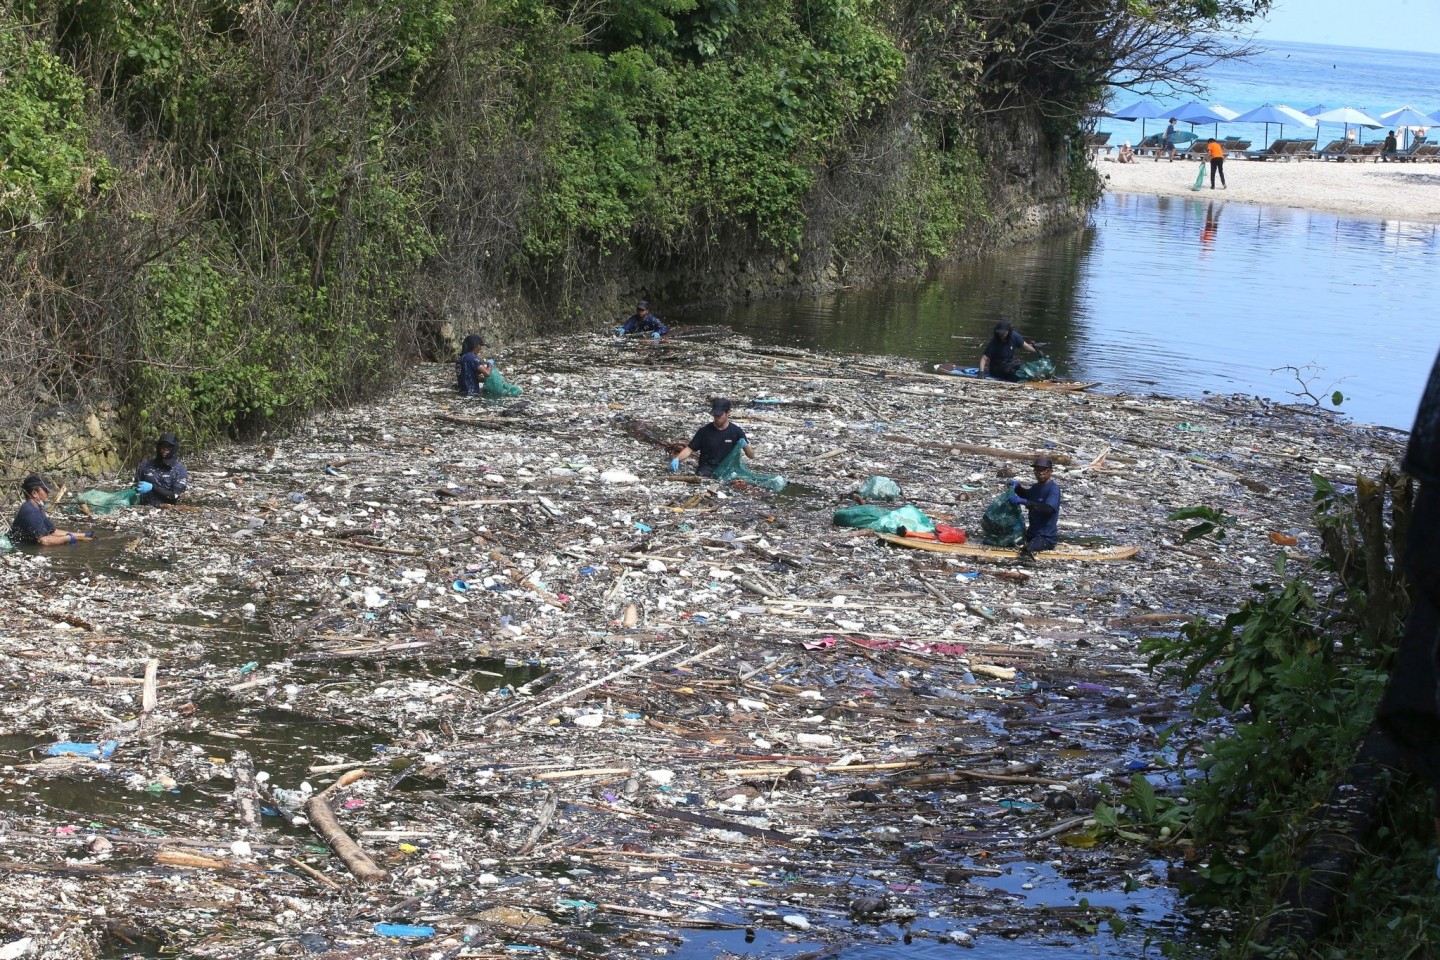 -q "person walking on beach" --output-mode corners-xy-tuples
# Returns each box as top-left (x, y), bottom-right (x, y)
(616, 300), (669, 339)
(978, 321), (1041, 381)
(670, 398), (753, 477)
(1382, 130), (1398, 162)
(1006, 457), (1061, 562)
(1160, 118), (1179, 162)
(1206, 138), (1227, 189)
(134, 433), (190, 506)
(8, 476), (93, 547)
